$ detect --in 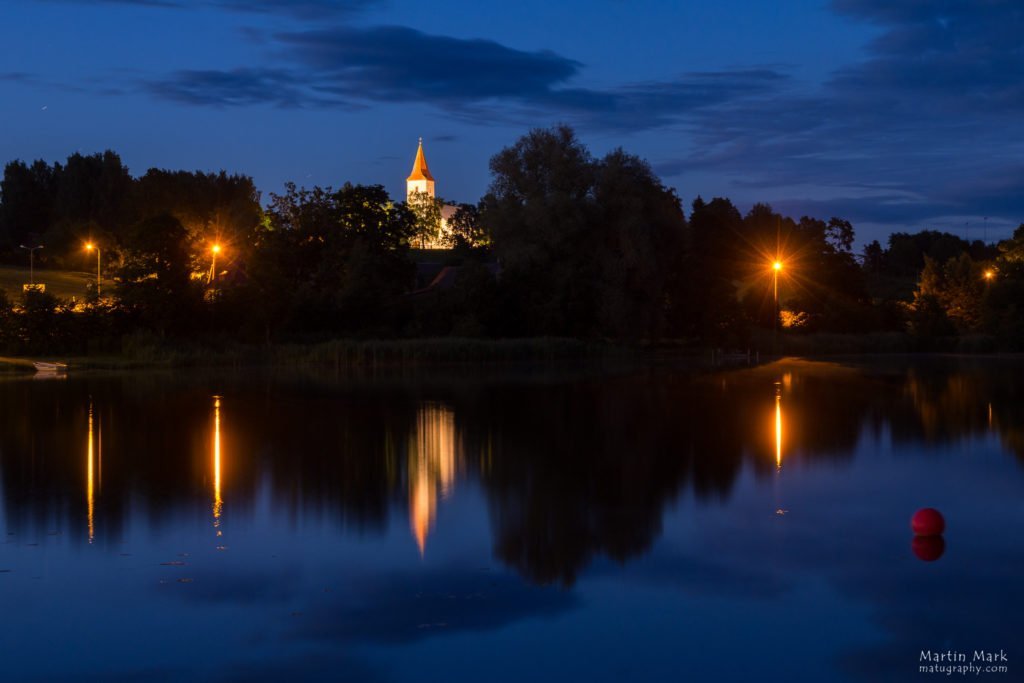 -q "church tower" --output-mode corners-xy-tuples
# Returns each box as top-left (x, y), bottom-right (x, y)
(406, 138), (435, 201)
